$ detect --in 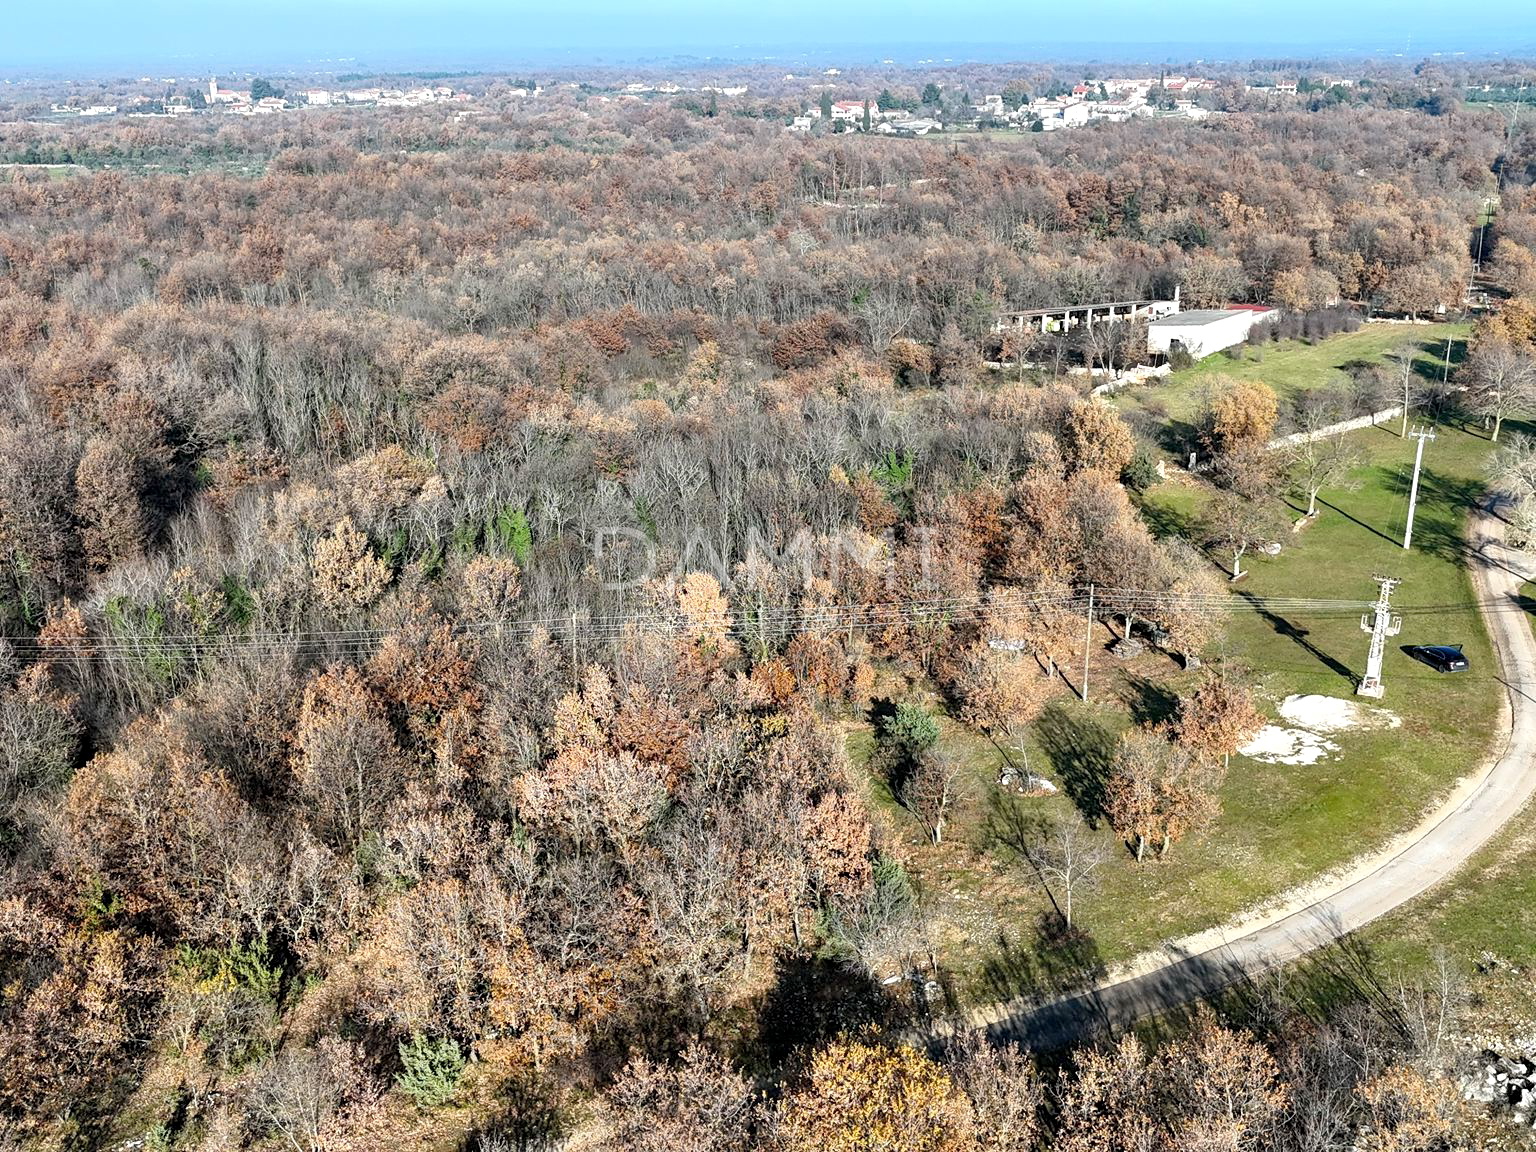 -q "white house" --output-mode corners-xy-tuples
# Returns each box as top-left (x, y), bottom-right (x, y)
(787, 115), (814, 133)
(1087, 99), (1136, 122)
(1147, 307), (1278, 359)
(304, 89), (332, 106)
(830, 99), (879, 123)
